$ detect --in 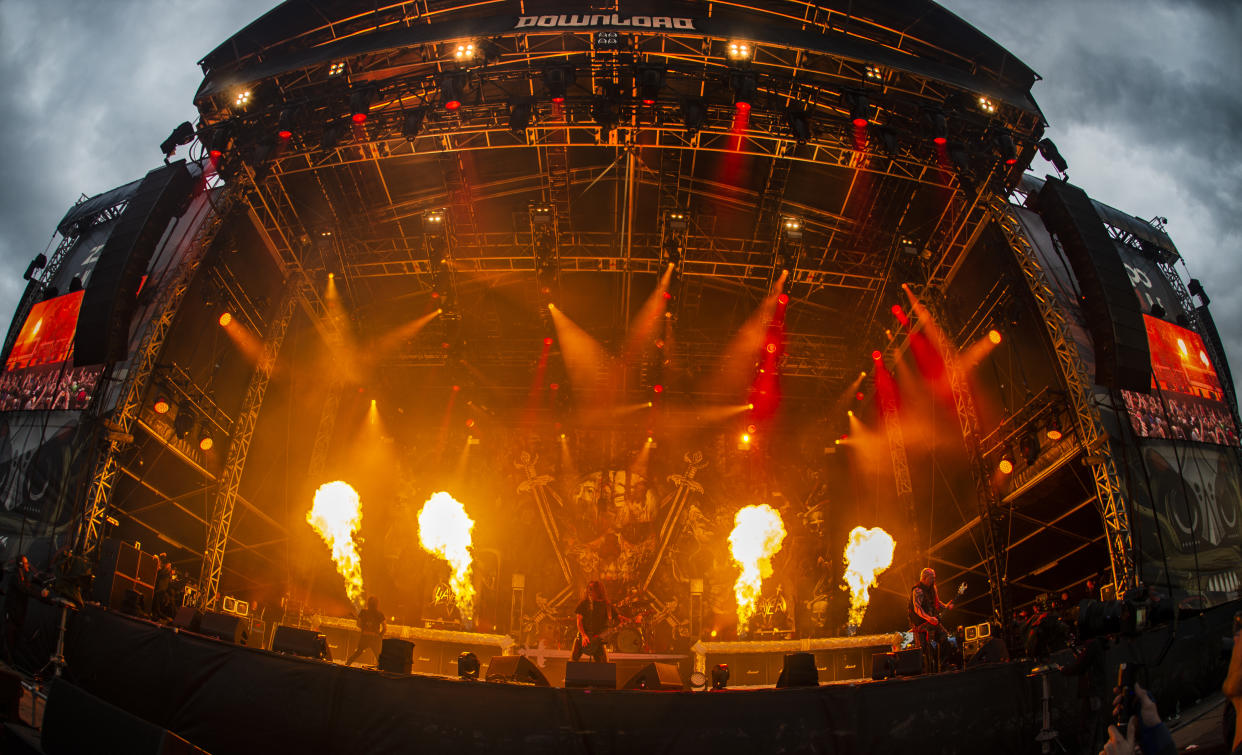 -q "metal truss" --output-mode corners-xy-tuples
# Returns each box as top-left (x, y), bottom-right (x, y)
(76, 190), (237, 557)
(305, 379), (344, 489)
(988, 196), (1136, 591)
(877, 372), (914, 519)
(199, 282), (301, 607)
